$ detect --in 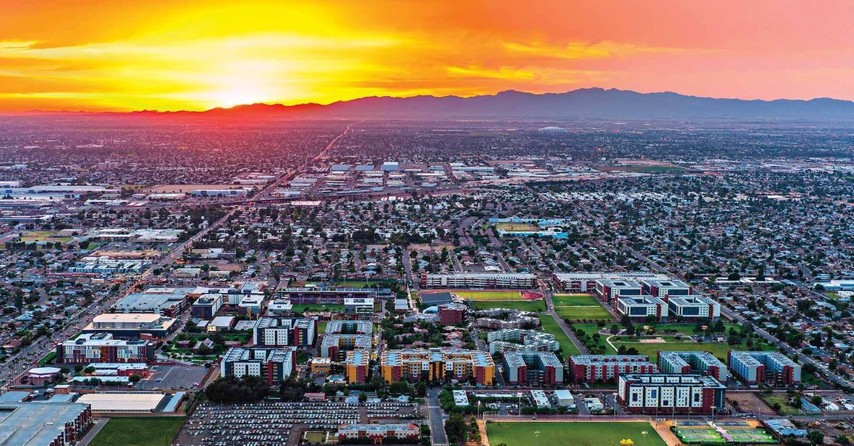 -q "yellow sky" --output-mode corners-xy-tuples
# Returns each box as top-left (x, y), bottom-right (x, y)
(1, 0), (853, 112)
